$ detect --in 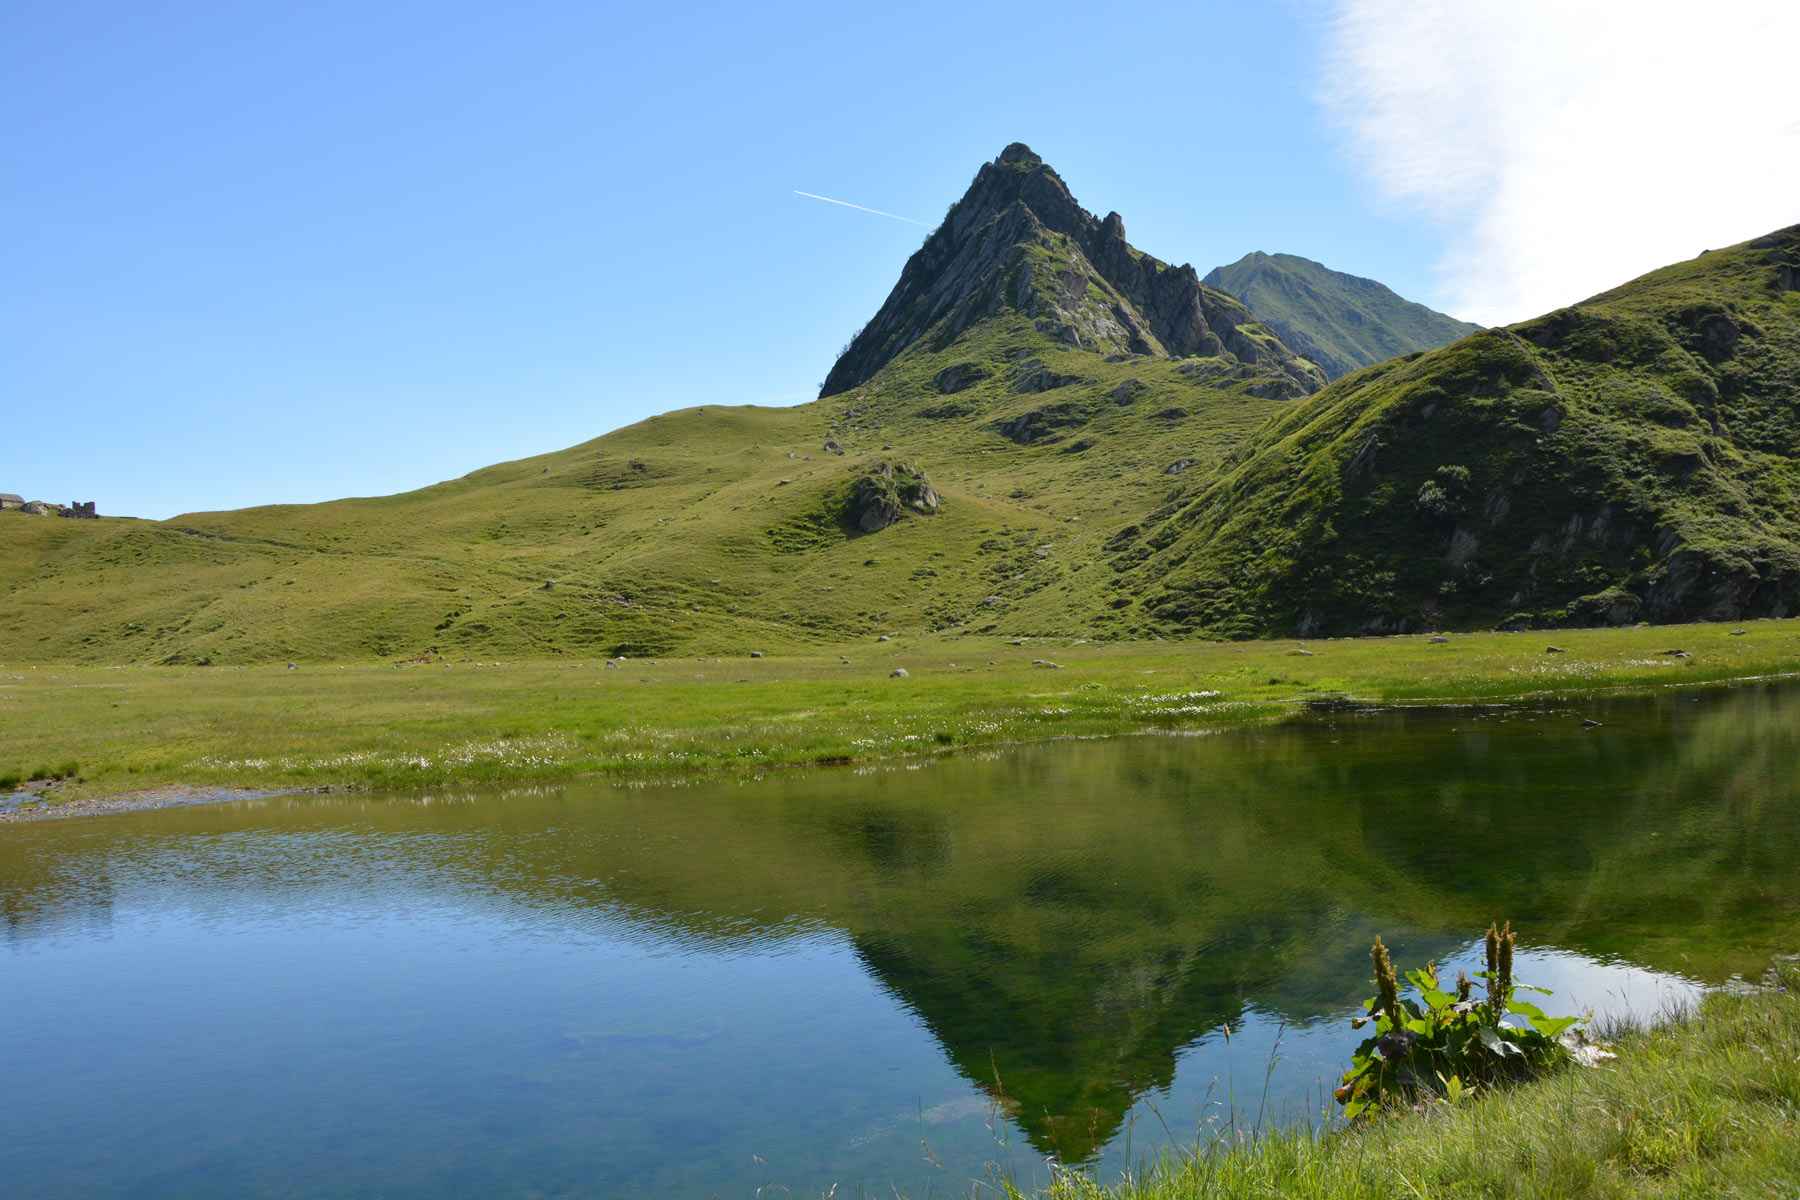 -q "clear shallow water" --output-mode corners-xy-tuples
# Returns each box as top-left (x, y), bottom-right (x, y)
(4, 683), (1798, 1198)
